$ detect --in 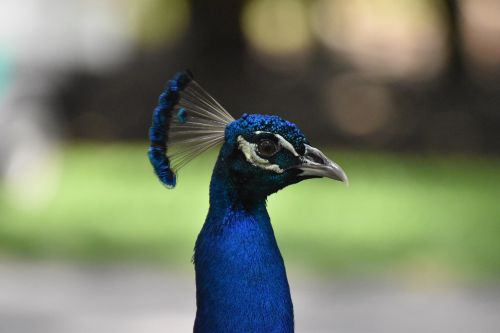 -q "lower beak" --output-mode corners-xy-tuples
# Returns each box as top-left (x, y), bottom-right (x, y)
(294, 144), (348, 185)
